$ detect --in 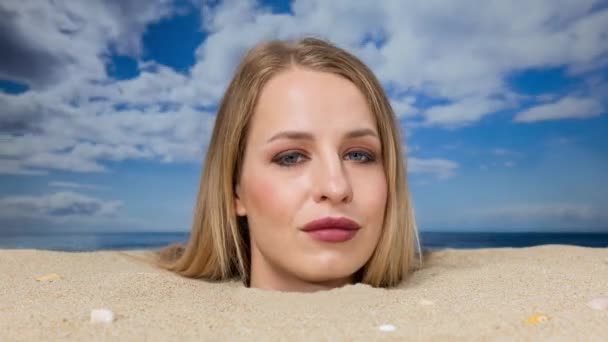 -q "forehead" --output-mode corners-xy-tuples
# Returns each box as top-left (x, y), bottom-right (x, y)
(249, 68), (377, 142)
